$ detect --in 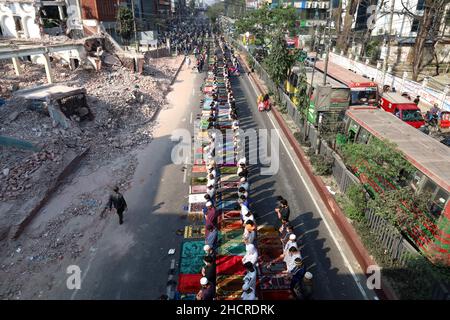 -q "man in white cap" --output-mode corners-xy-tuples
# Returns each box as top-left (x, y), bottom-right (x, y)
(242, 243), (258, 266)
(196, 277), (215, 300)
(241, 283), (256, 300)
(294, 272), (313, 300)
(269, 245), (301, 273)
(284, 233), (298, 252)
(240, 203), (250, 221)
